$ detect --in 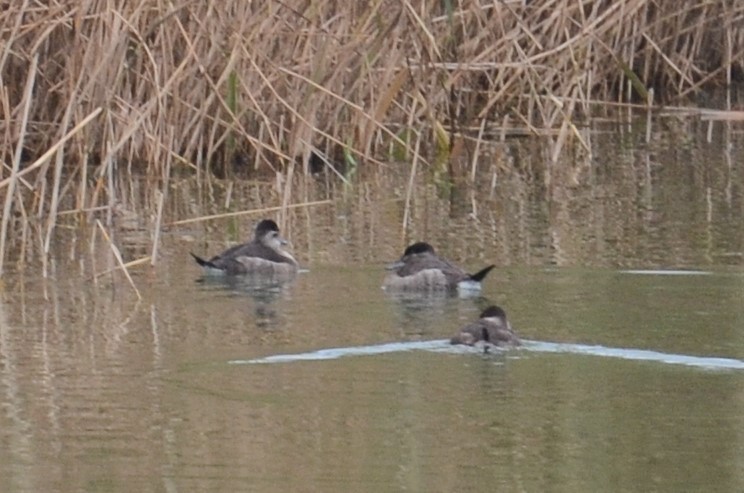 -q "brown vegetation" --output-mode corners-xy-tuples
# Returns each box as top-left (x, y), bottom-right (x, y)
(1, 0), (743, 275)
